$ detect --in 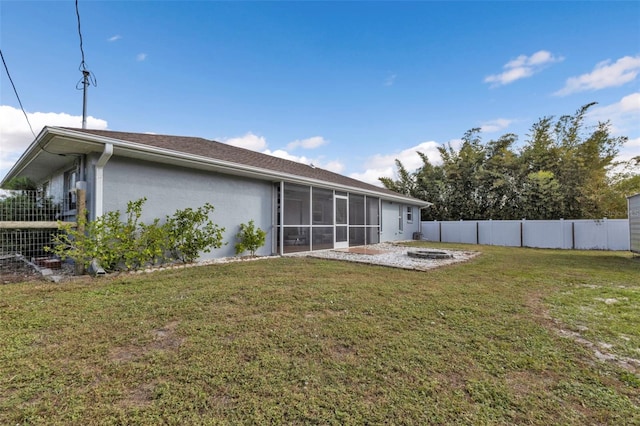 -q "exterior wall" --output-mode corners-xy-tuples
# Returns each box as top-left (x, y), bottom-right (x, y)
(629, 194), (640, 253)
(380, 201), (419, 242)
(102, 156), (274, 259)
